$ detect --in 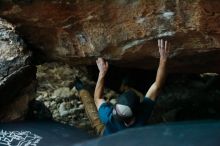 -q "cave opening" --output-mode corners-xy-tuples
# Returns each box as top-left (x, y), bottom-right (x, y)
(87, 65), (156, 94)
(32, 62), (220, 135)
(86, 65), (220, 124)
(1, 60), (220, 136)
